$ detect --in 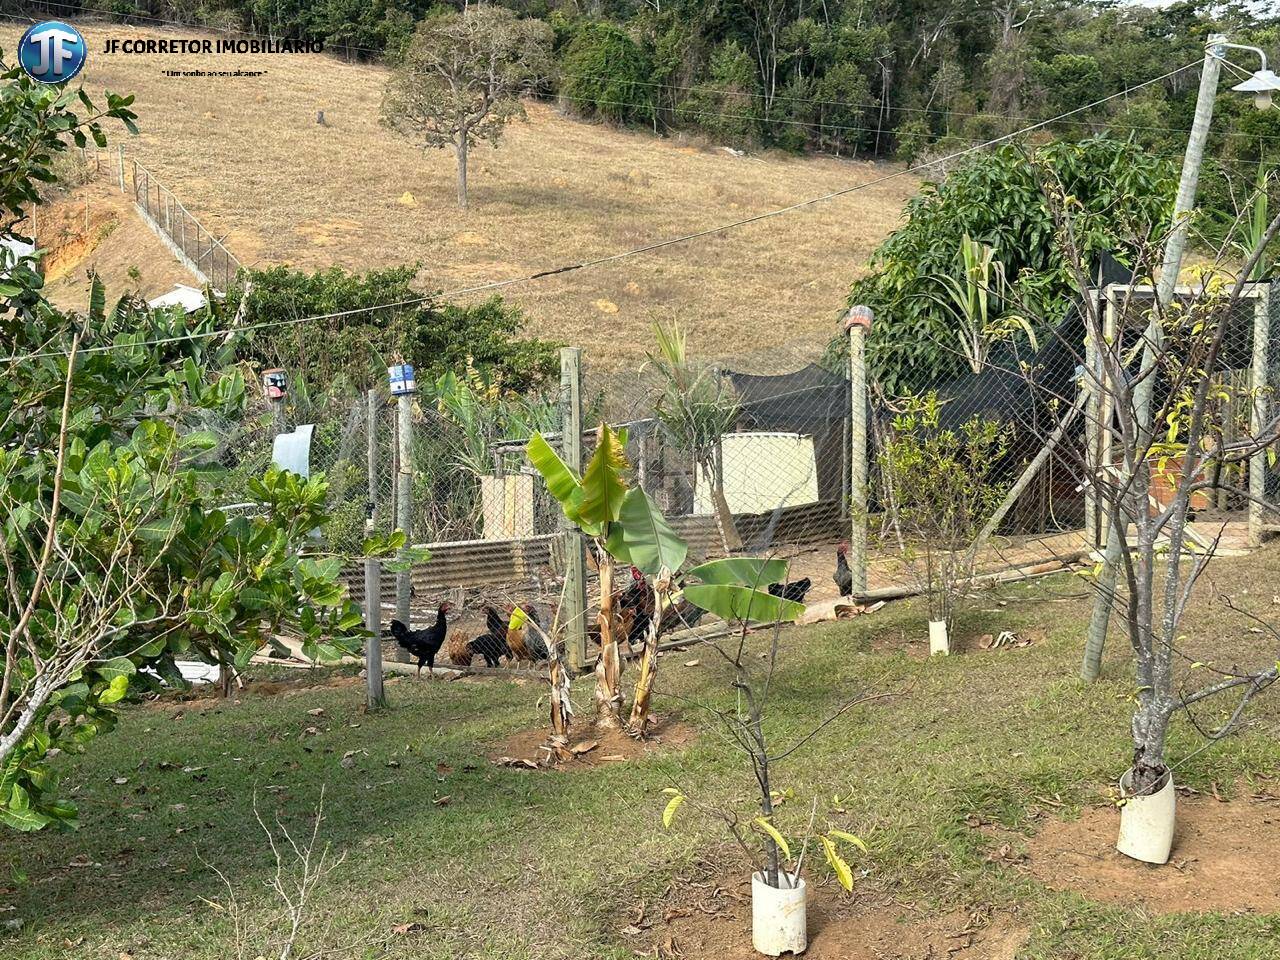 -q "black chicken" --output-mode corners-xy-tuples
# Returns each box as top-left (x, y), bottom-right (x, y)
(834, 543), (853, 597)
(390, 601), (451, 677)
(468, 633), (510, 668)
(767, 577), (812, 604)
